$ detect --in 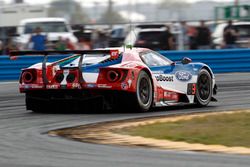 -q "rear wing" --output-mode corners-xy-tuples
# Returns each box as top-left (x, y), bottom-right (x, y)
(10, 50), (119, 85)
